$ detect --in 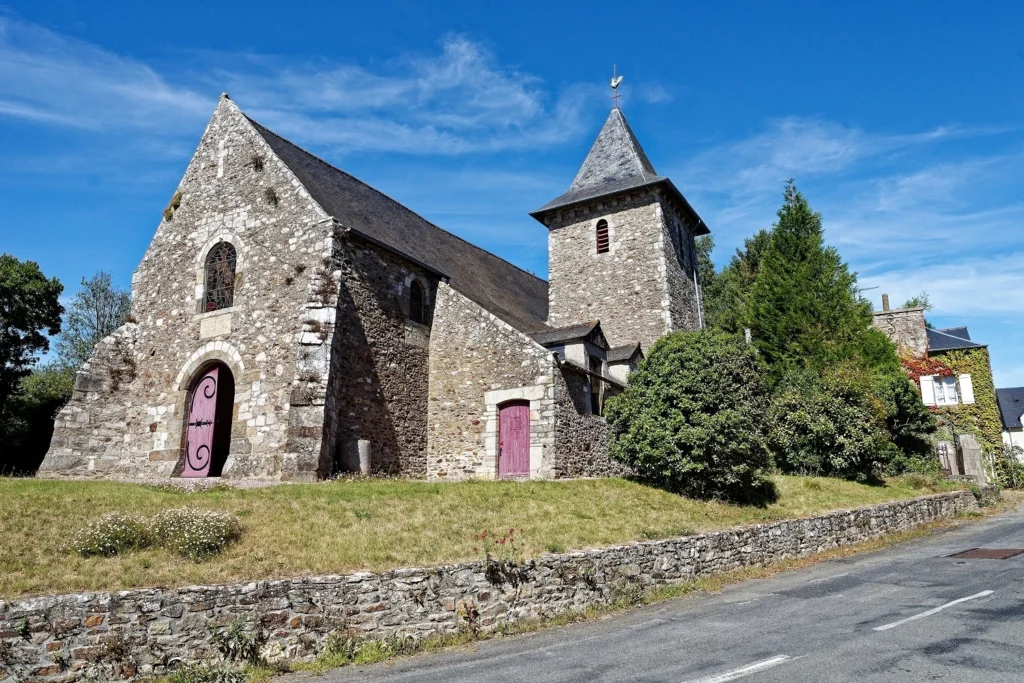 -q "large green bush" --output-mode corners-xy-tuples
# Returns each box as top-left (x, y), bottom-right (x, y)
(605, 330), (774, 503)
(874, 370), (939, 473)
(767, 366), (890, 480)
